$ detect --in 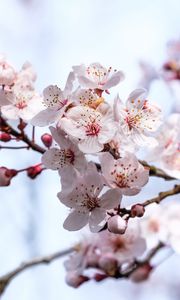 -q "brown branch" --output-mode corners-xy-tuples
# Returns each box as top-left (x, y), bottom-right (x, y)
(0, 117), (45, 154)
(0, 247), (74, 296)
(99, 184), (180, 232)
(139, 160), (175, 181)
(142, 184), (180, 207)
(118, 242), (164, 278)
